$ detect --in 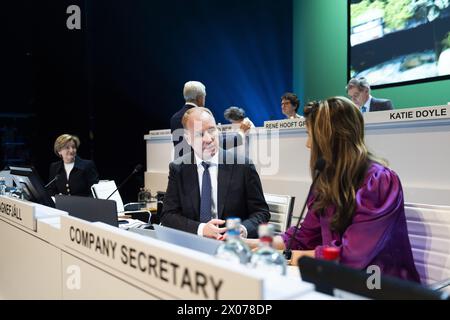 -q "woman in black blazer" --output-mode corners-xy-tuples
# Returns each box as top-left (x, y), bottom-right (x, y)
(48, 134), (99, 197)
